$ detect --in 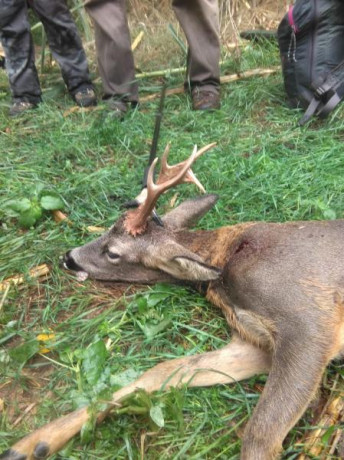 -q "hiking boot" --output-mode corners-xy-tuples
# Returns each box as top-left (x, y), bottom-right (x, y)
(74, 88), (97, 107)
(106, 98), (129, 118)
(191, 89), (221, 111)
(9, 101), (37, 117)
